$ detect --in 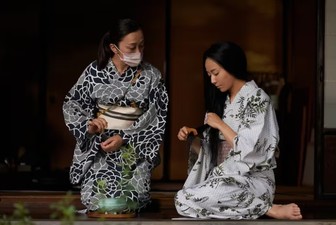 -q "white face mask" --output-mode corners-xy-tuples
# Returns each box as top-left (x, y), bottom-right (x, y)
(114, 45), (142, 67)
